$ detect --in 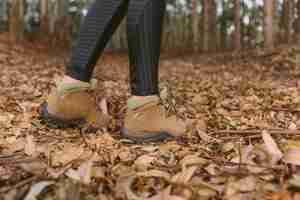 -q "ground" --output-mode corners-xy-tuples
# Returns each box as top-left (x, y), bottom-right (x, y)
(1, 37), (300, 199)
